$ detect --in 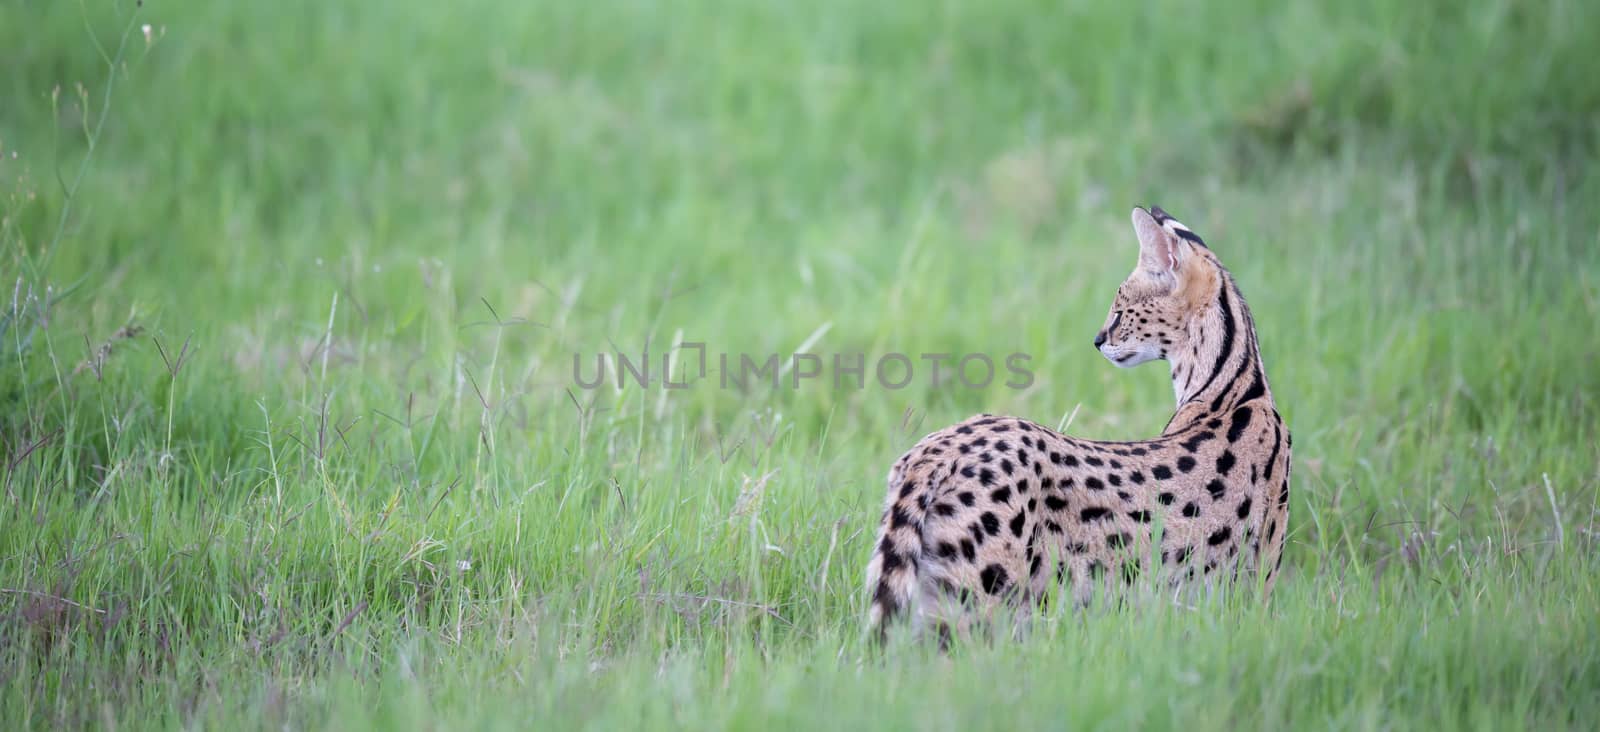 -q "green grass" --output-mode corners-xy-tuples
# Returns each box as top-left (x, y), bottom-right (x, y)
(3, 0), (1599, 728)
